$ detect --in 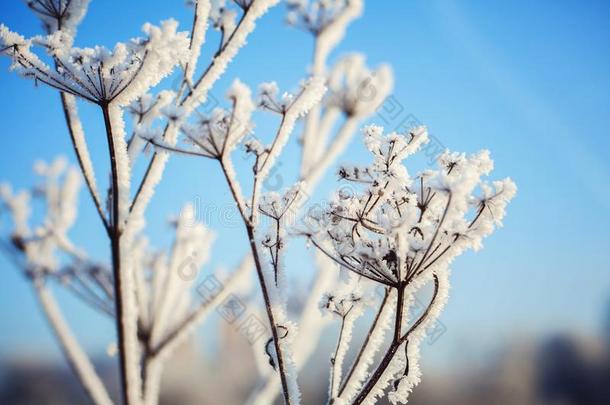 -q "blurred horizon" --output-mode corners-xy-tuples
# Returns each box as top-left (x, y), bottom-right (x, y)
(1, 0), (609, 402)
